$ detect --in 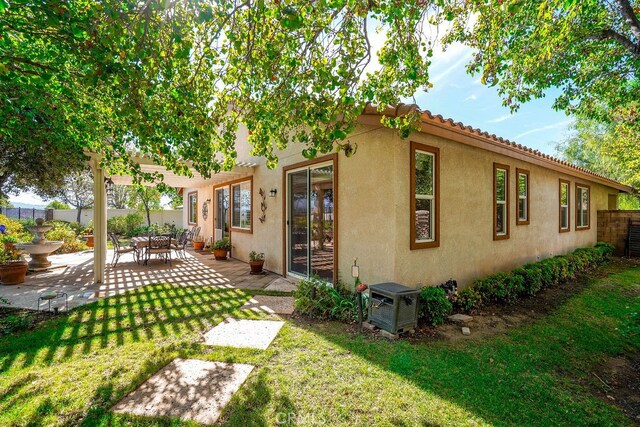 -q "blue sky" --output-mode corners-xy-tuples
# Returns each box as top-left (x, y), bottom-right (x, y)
(408, 44), (574, 154)
(10, 43), (574, 207)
